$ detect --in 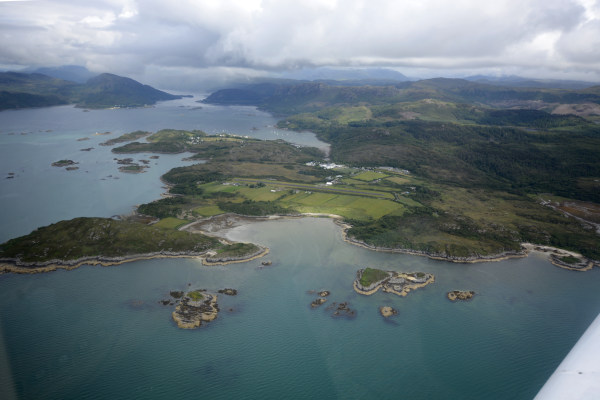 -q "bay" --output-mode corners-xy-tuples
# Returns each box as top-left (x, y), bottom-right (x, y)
(0, 96), (328, 242)
(0, 98), (599, 399)
(1, 218), (599, 399)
